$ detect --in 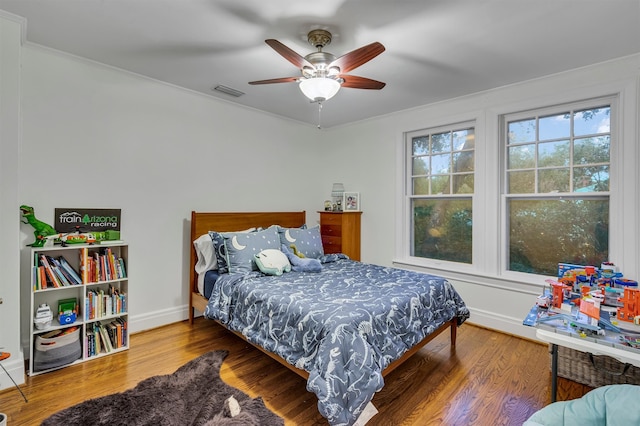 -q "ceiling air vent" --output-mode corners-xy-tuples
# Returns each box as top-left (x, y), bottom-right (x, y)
(212, 85), (245, 97)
